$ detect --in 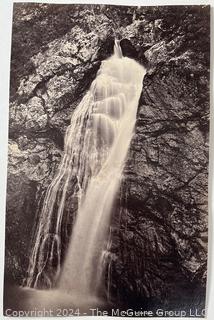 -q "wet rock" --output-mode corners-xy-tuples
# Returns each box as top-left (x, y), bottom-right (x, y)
(120, 38), (138, 58)
(97, 36), (115, 60)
